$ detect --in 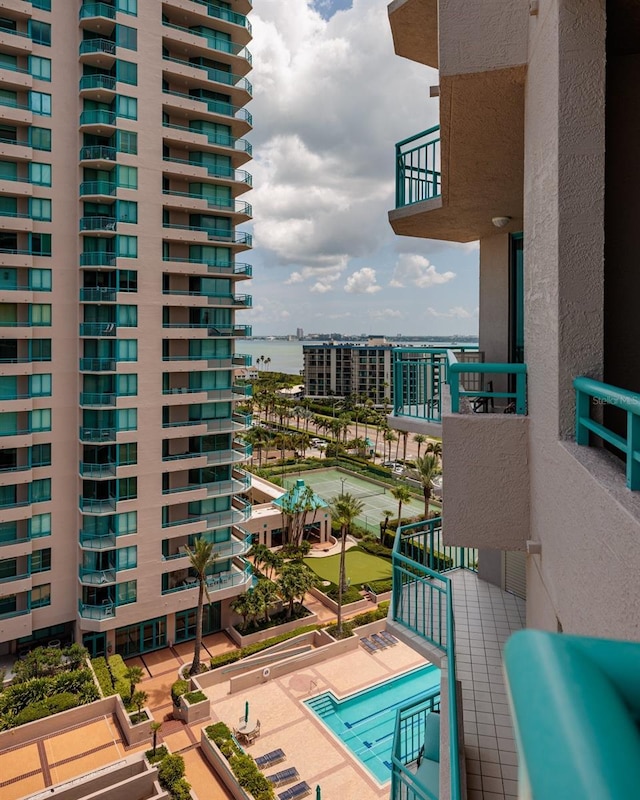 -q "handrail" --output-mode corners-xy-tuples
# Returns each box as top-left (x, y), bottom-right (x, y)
(574, 376), (640, 489)
(448, 360), (527, 414)
(161, 257), (252, 275)
(161, 21), (253, 64)
(161, 189), (252, 216)
(161, 122), (252, 154)
(391, 517), (466, 800)
(162, 55), (252, 95)
(162, 90), (252, 125)
(395, 125), (441, 208)
(162, 155), (252, 184)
